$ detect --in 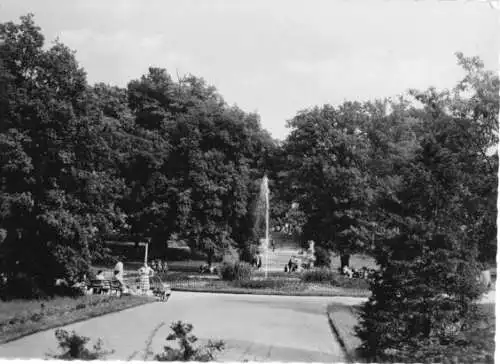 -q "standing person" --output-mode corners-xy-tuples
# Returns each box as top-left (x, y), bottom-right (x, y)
(138, 264), (153, 294)
(114, 261), (124, 284)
